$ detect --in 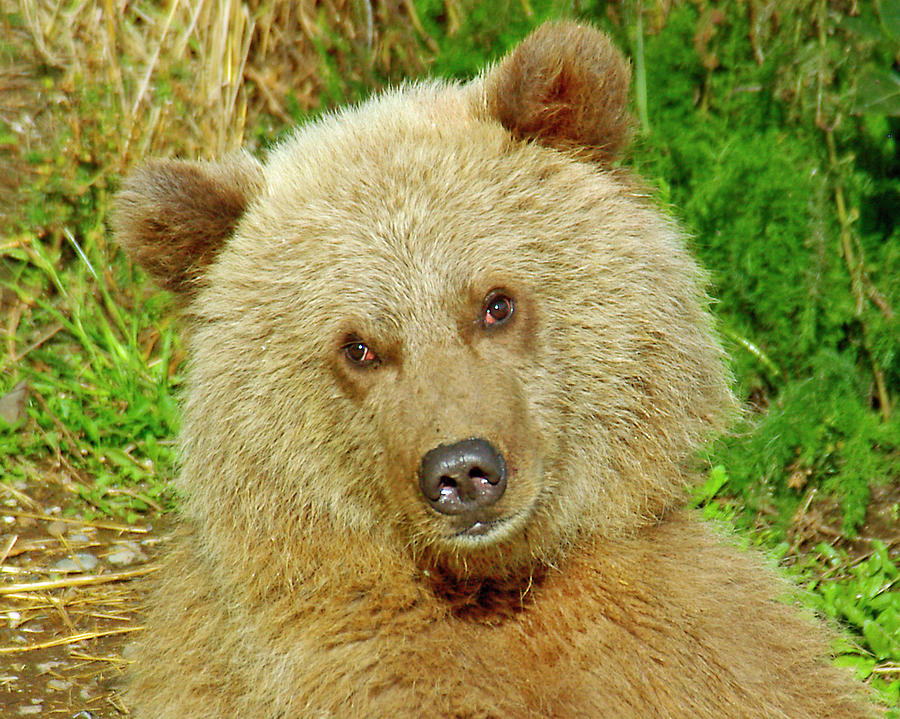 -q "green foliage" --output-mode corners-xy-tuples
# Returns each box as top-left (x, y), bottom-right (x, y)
(1, 210), (181, 520)
(711, 352), (899, 534)
(619, 3), (899, 701)
(809, 540), (900, 711)
(1, 3), (196, 519)
(417, 0), (592, 77)
(849, 0), (900, 115)
(618, 1), (900, 537)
